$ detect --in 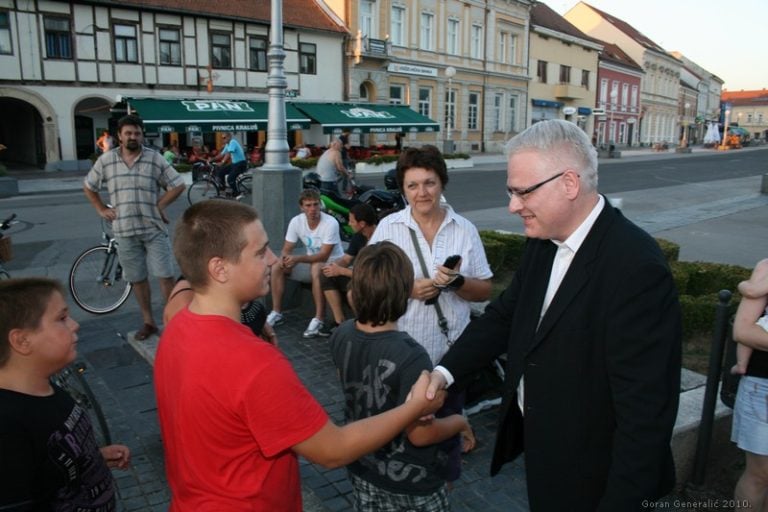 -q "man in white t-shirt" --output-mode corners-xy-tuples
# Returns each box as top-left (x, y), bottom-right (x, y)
(266, 188), (344, 338)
